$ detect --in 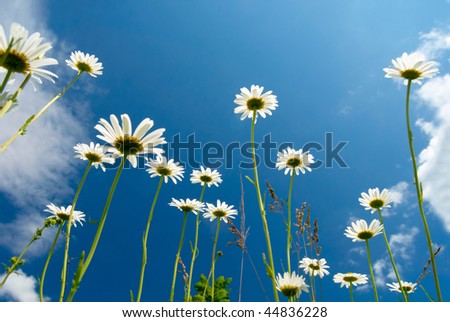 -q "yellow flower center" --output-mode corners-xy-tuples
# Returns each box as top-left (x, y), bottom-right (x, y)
(0, 49), (30, 73)
(400, 69), (421, 80)
(76, 61), (93, 73)
(246, 97), (265, 111)
(114, 136), (144, 155)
